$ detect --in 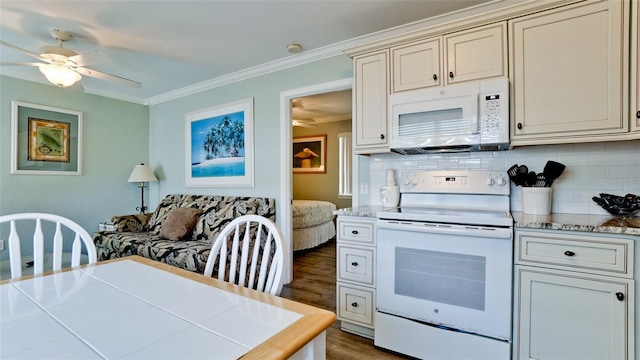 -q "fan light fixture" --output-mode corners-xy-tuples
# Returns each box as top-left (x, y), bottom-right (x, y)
(38, 64), (81, 87)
